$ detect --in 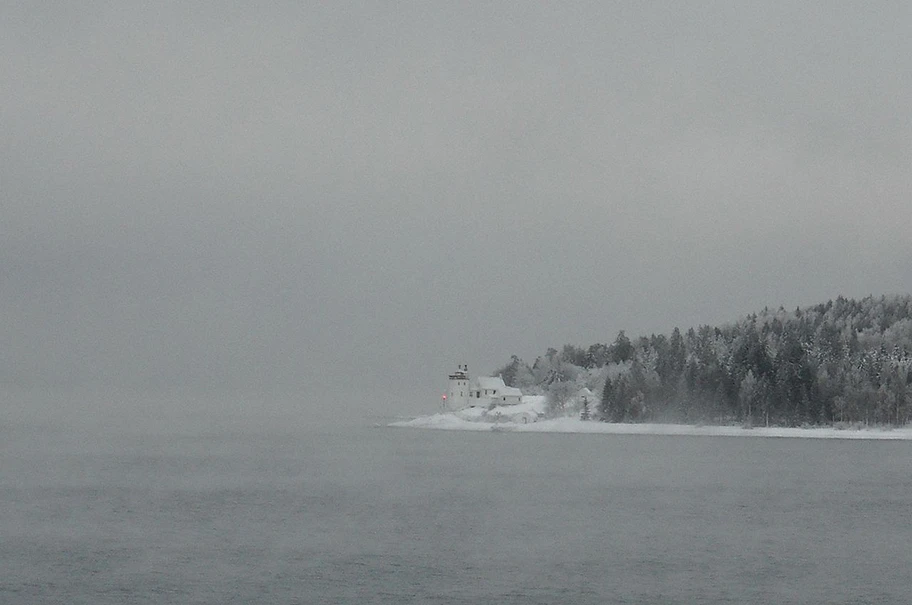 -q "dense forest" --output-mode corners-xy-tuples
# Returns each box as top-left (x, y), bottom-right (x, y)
(494, 295), (912, 427)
